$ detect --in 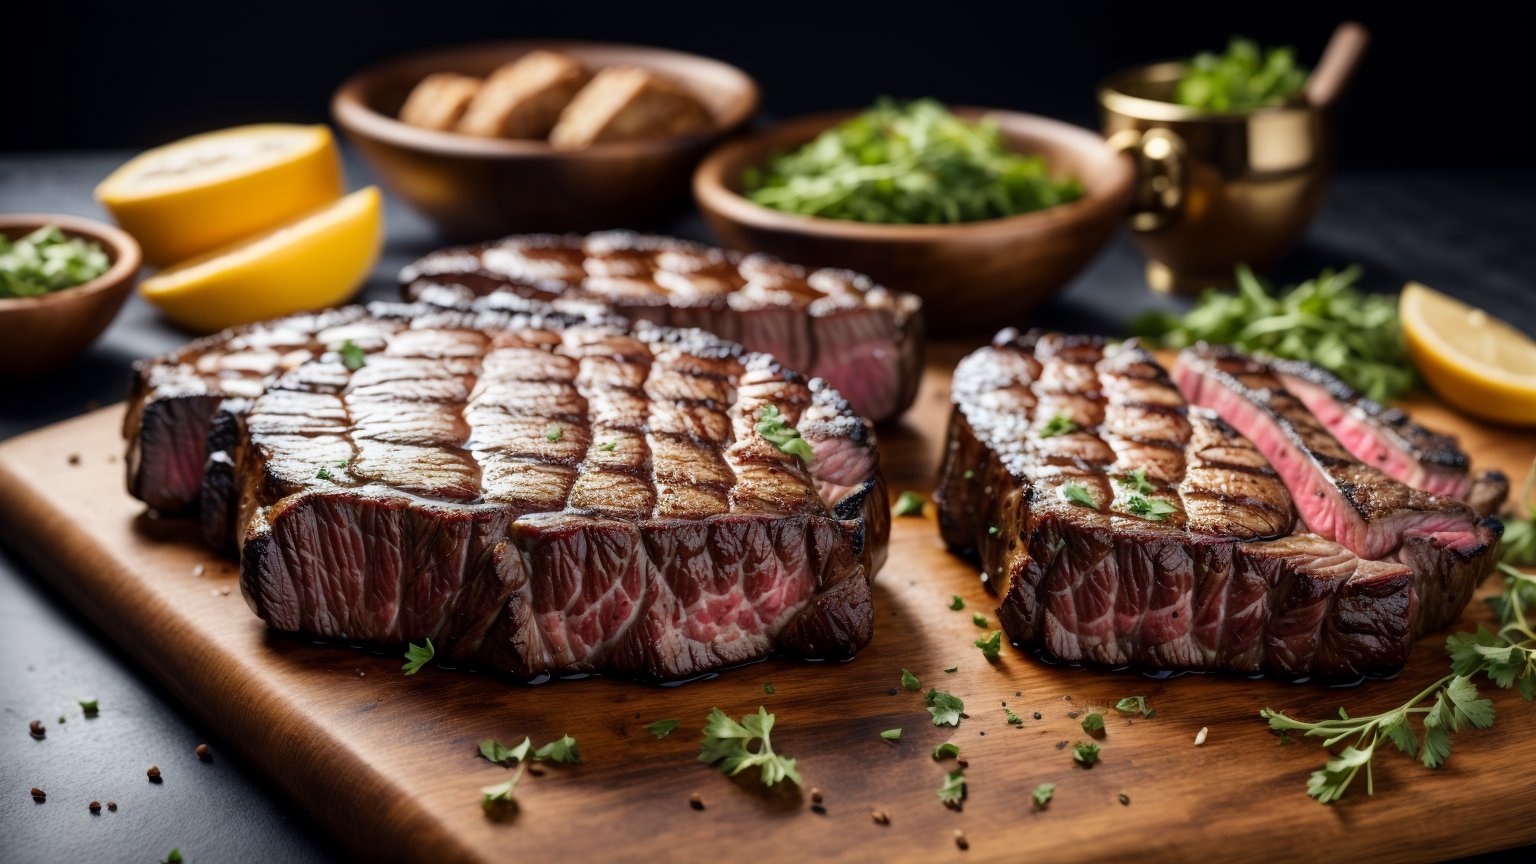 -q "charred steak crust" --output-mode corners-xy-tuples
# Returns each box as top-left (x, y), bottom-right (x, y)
(128, 298), (888, 682)
(936, 330), (1499, 681)
(397, 231), (925, 424)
